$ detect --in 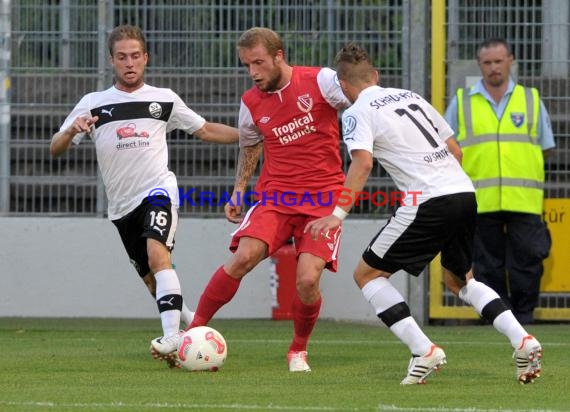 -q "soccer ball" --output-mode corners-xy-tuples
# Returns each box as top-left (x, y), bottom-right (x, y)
(177, 326), (227, 371)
